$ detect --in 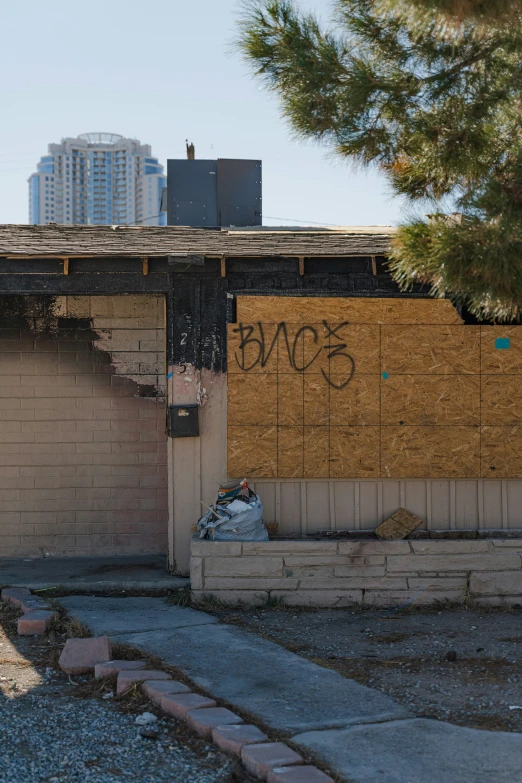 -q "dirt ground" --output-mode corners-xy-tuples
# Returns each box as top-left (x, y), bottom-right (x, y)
(212, 604), (522, 733)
